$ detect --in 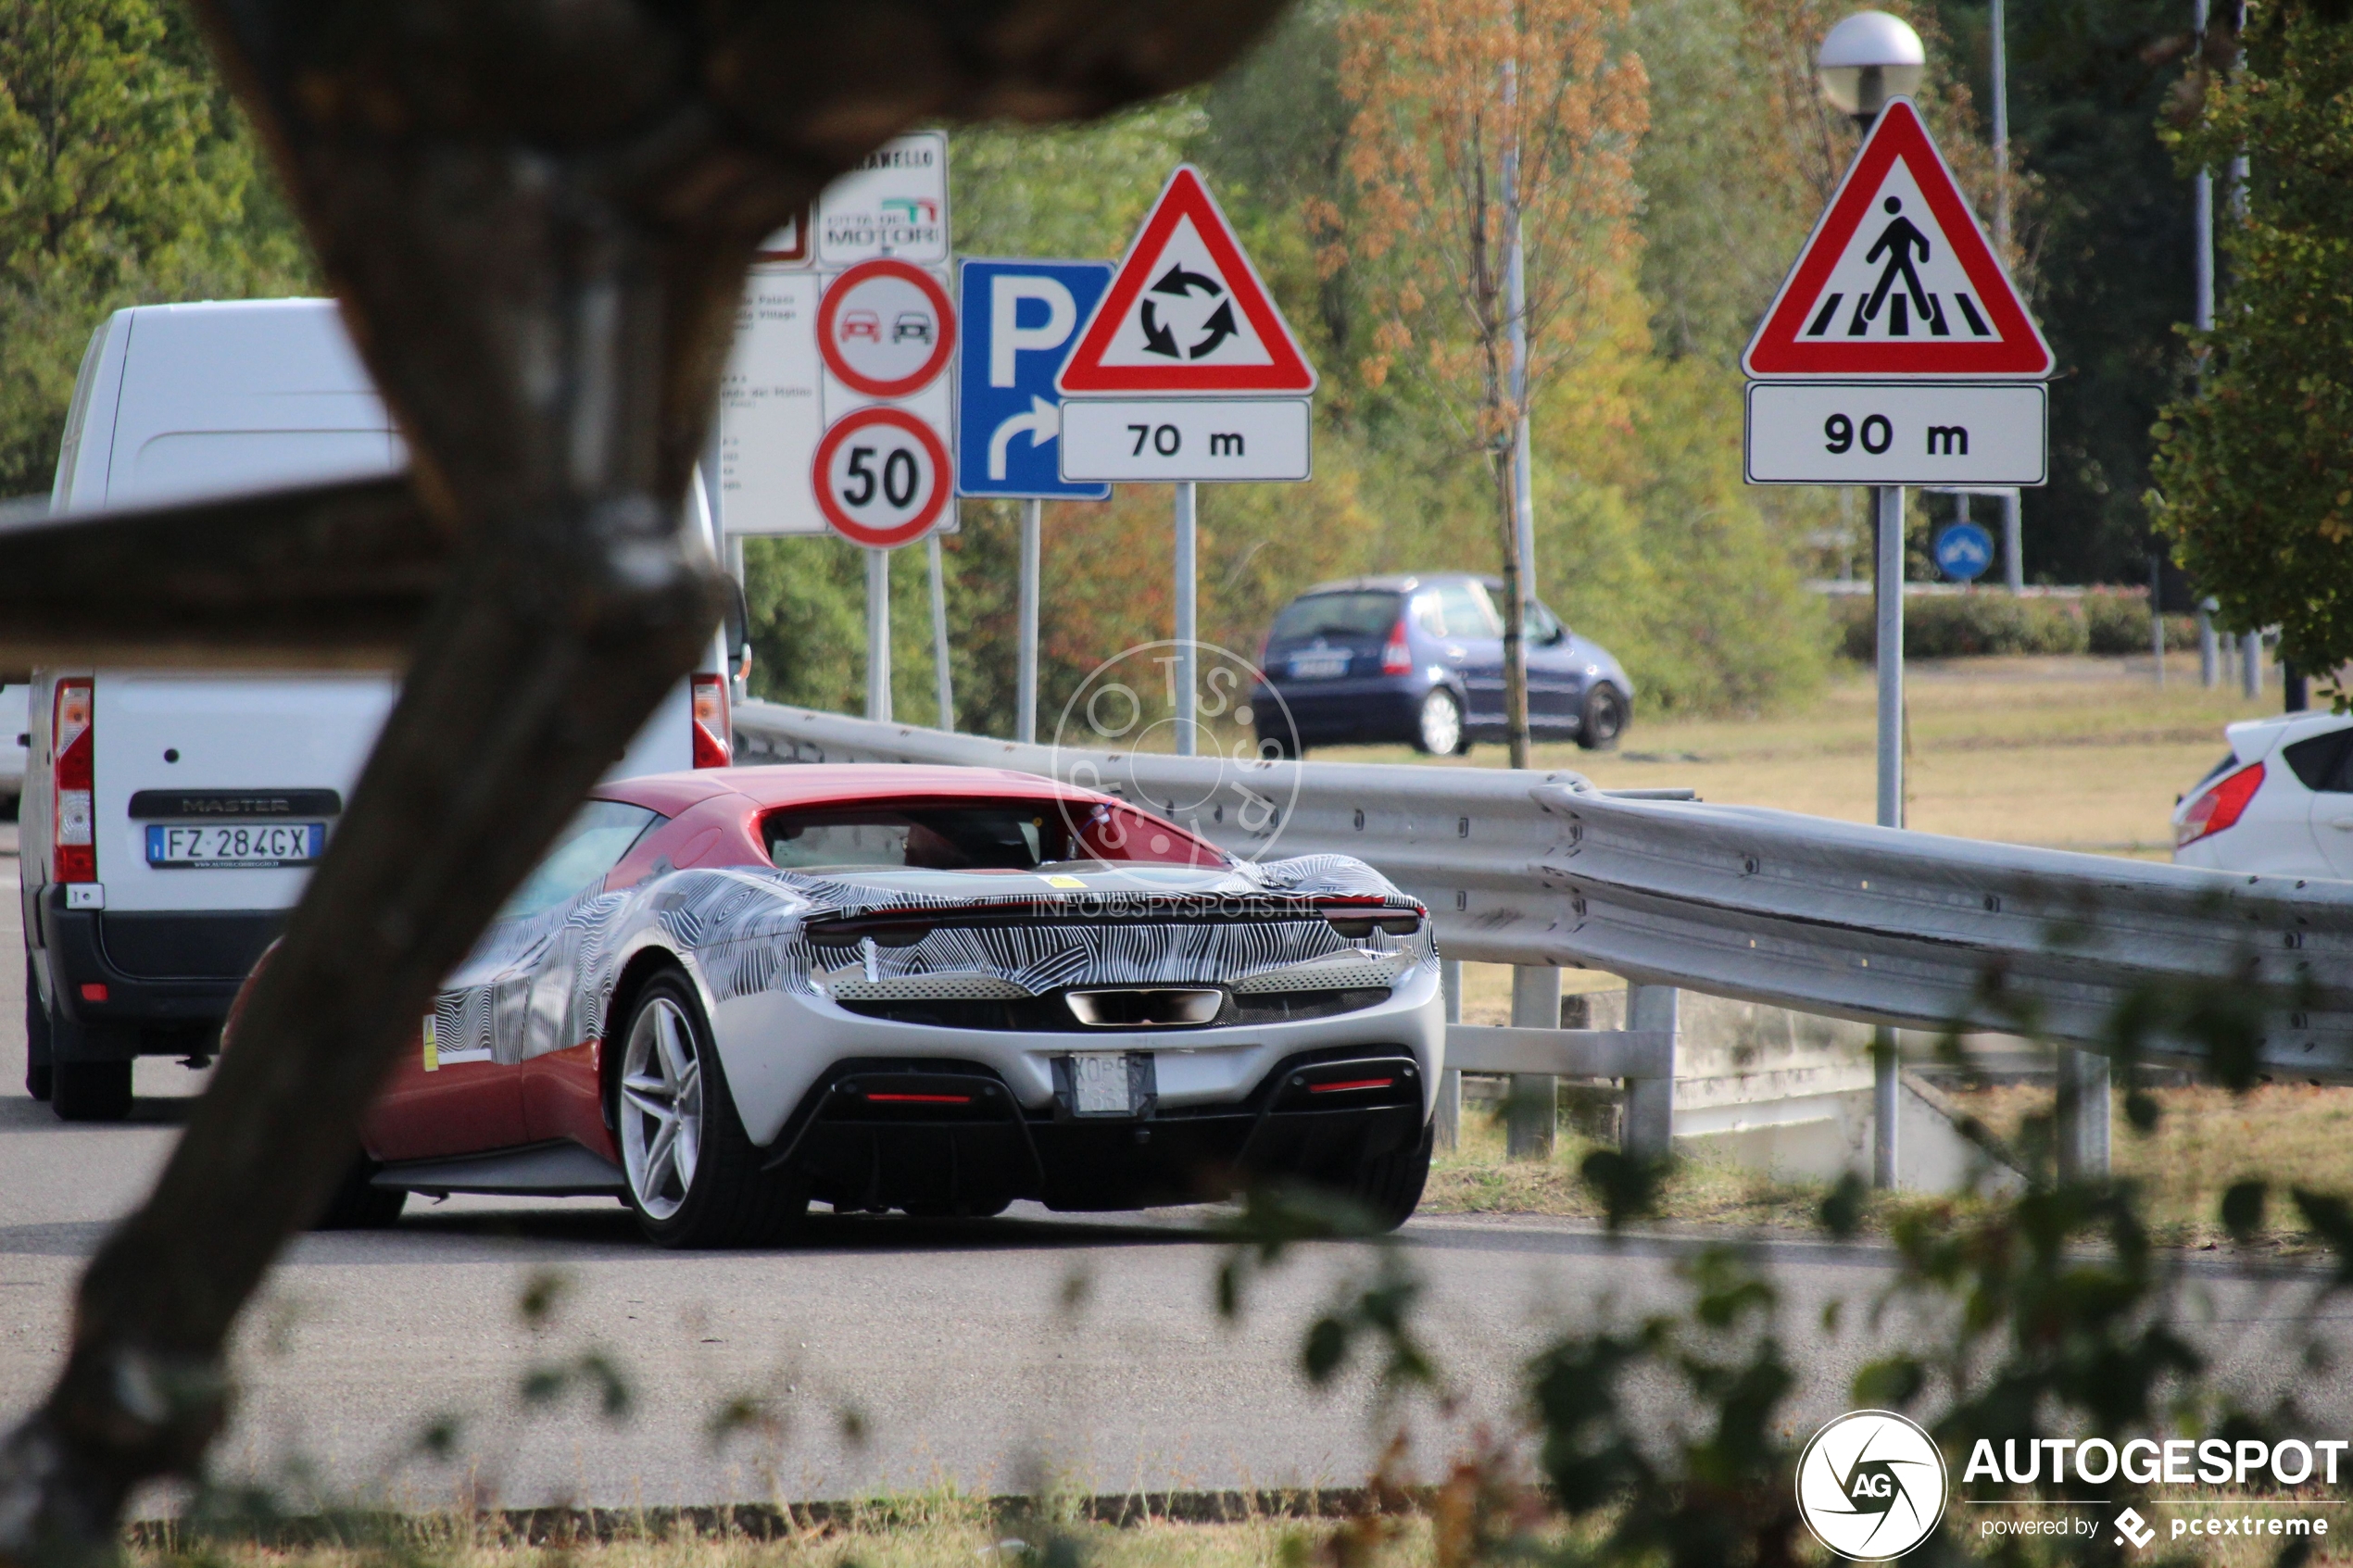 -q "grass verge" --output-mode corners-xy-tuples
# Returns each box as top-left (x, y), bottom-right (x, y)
(1427, 1081), (2353, 1256)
